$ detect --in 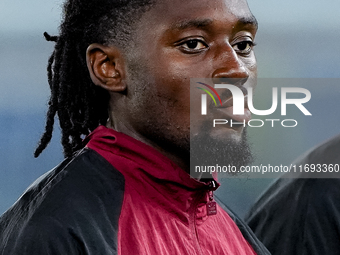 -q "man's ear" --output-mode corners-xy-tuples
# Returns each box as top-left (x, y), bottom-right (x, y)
(86, 43), (126, 92)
